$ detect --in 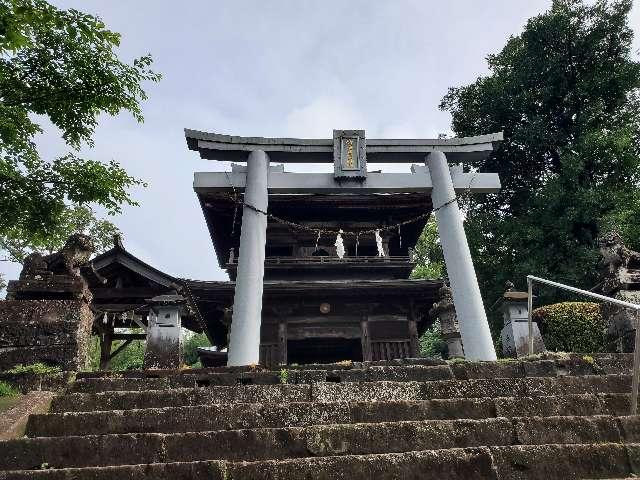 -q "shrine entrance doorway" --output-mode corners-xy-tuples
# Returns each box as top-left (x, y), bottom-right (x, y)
(287, 338), (363, 365)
